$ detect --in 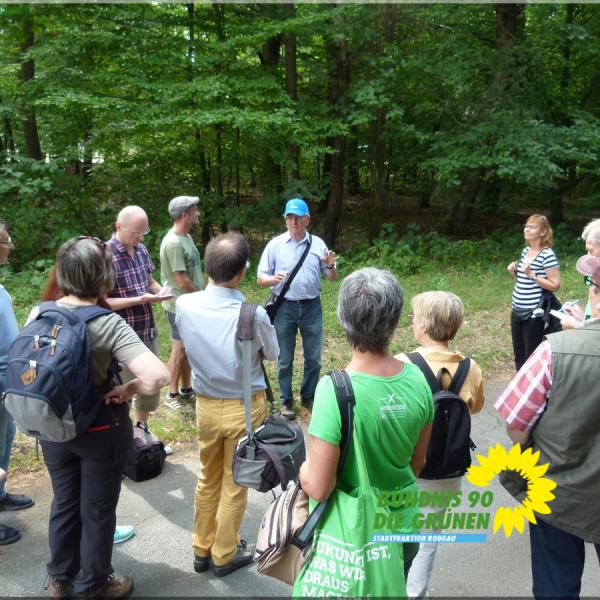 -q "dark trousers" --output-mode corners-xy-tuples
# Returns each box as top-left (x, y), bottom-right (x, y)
(41, 405), (132, 593)
(529, 518), (600, 598)
(511, 310), (546, 371)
